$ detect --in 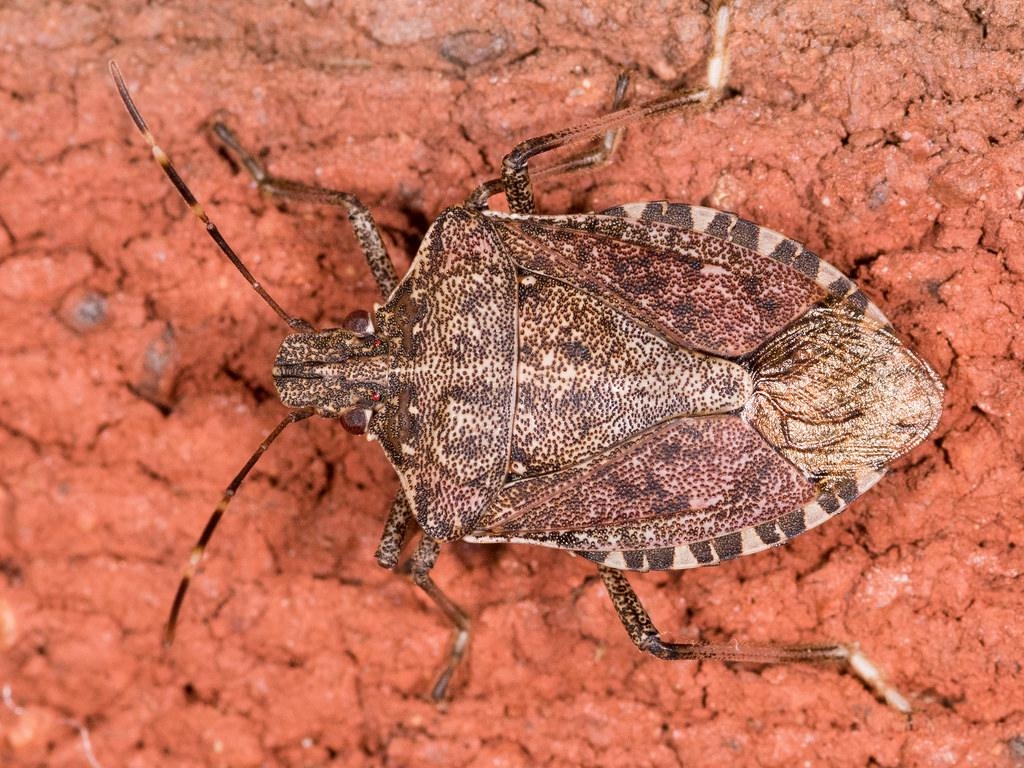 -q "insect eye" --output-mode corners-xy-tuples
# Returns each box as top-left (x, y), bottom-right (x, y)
(340, 408), (372, 435)
(342, 310), (375, 337)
